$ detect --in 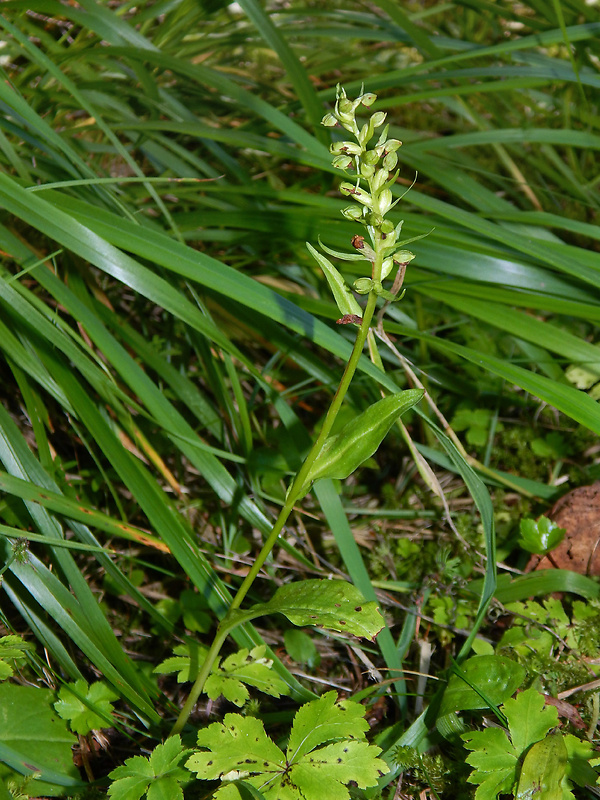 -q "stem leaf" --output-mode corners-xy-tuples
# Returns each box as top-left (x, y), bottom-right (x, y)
(228, 579), (384, 640)
(298, 390), (424, 498)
